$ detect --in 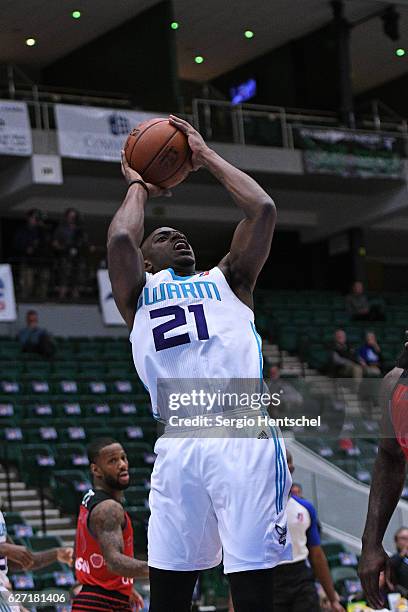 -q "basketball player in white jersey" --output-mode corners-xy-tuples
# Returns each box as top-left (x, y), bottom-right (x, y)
(108, 115), (292, 612)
